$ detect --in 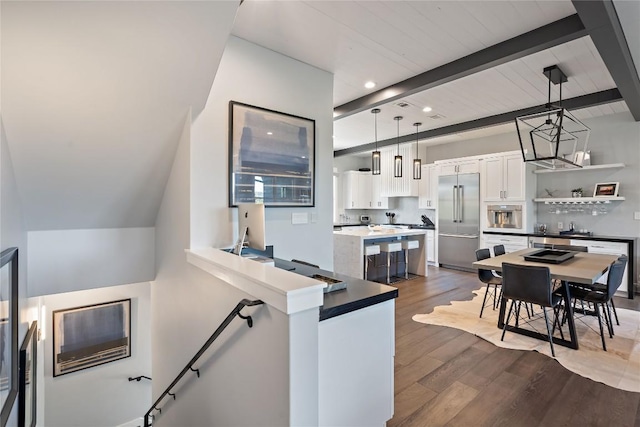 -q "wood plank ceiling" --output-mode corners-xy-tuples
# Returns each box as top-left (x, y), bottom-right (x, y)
(231, 0), (636, 154)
